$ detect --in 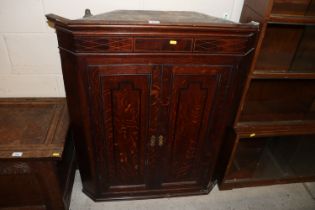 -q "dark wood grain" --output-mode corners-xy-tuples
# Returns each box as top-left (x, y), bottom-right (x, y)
(236, 120), (315, 137)
(307, 0), (315, 16)
(165, 65), (229, 184)
(146, 65), (162, 189)
(134, 38), (193, 52)
(240, 79), (315, 122)
(291, 26), (315, 72)
(47, 10), (258, 200)
(268, 1), (315, 24)
(217, 0), (315, 190)
(255, 24), (315, 74)
(0, 98), (69, 159)
(255, 24), (303, 72)
(194, 37), (252, 54)
(74, 36), (133, 53)
(220, 133), (315, 190)
(56, 10), (237, 27)
(88, 65), (151, 188)
(252, 71), (315, 79)
(0, 99), (76, 210)
(271, 0), (315, 16)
